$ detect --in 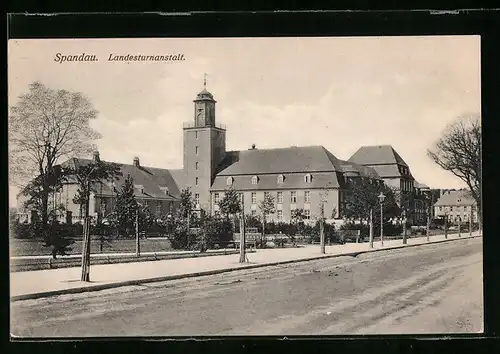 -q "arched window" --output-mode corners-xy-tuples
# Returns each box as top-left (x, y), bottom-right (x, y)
(277, 174), (285, 184)
(304, 173), (312, 183)
(226, 176), (233, 186)
(251, 176), (259, 185)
